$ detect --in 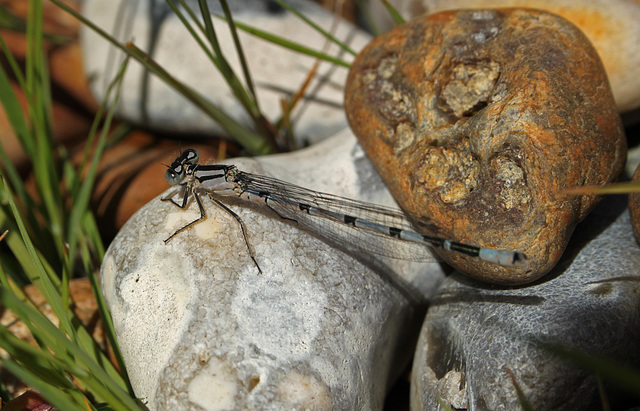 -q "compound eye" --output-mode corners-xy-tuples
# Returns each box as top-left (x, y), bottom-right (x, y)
(165, 166), (184, 185)
(184, 149), (199, 164)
